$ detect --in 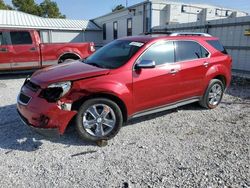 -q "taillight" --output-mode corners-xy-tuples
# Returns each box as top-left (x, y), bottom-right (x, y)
(90, 42), (95, 52)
